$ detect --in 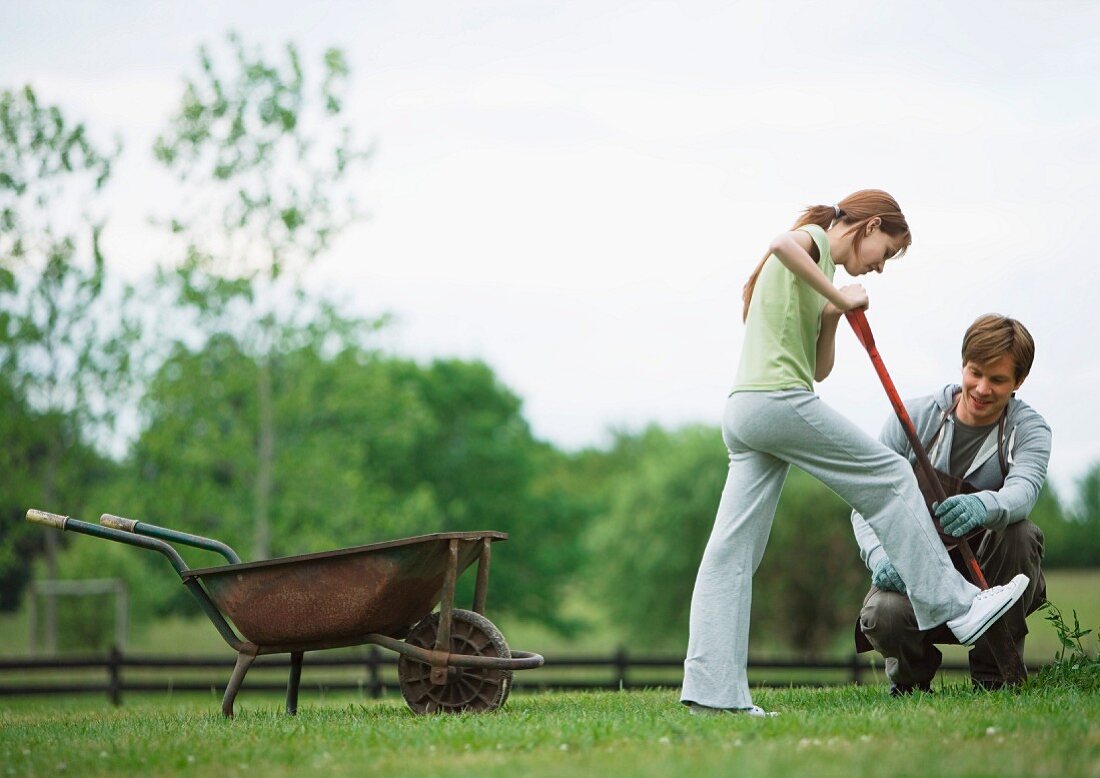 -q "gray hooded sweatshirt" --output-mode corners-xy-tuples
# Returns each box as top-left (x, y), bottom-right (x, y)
(851, 384), (1052, 574)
